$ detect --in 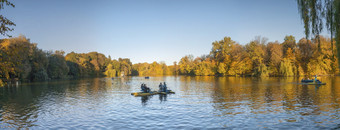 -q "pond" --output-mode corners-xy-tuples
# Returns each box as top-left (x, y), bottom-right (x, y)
(0, 76), (339, 129)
